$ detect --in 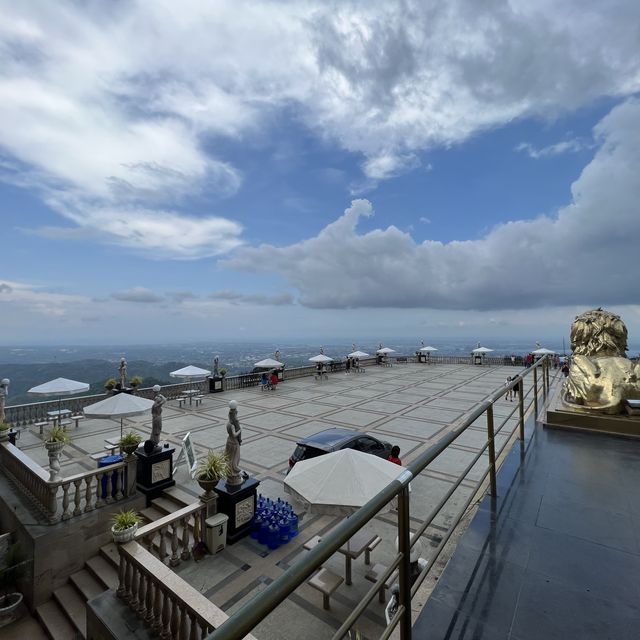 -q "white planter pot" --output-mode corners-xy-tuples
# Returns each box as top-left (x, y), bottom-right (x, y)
(0, 592), (23, 627)
(111, 523), (138, 544)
